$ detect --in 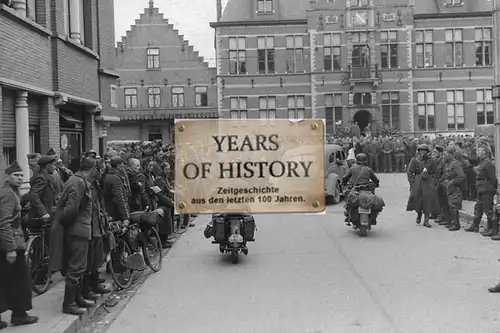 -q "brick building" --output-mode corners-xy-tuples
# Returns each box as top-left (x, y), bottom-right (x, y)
(107, 1), (218, 143)
(0, 0), (119, 188)
(210, 0), (494, 136)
